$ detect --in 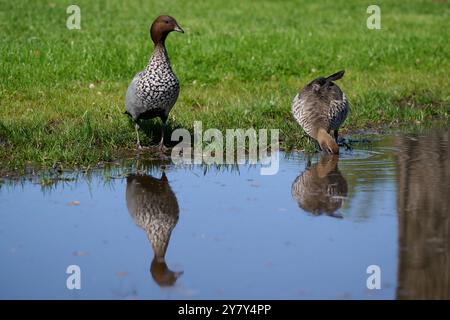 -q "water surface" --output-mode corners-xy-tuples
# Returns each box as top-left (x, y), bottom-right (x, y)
(0, 132), (448, 299)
